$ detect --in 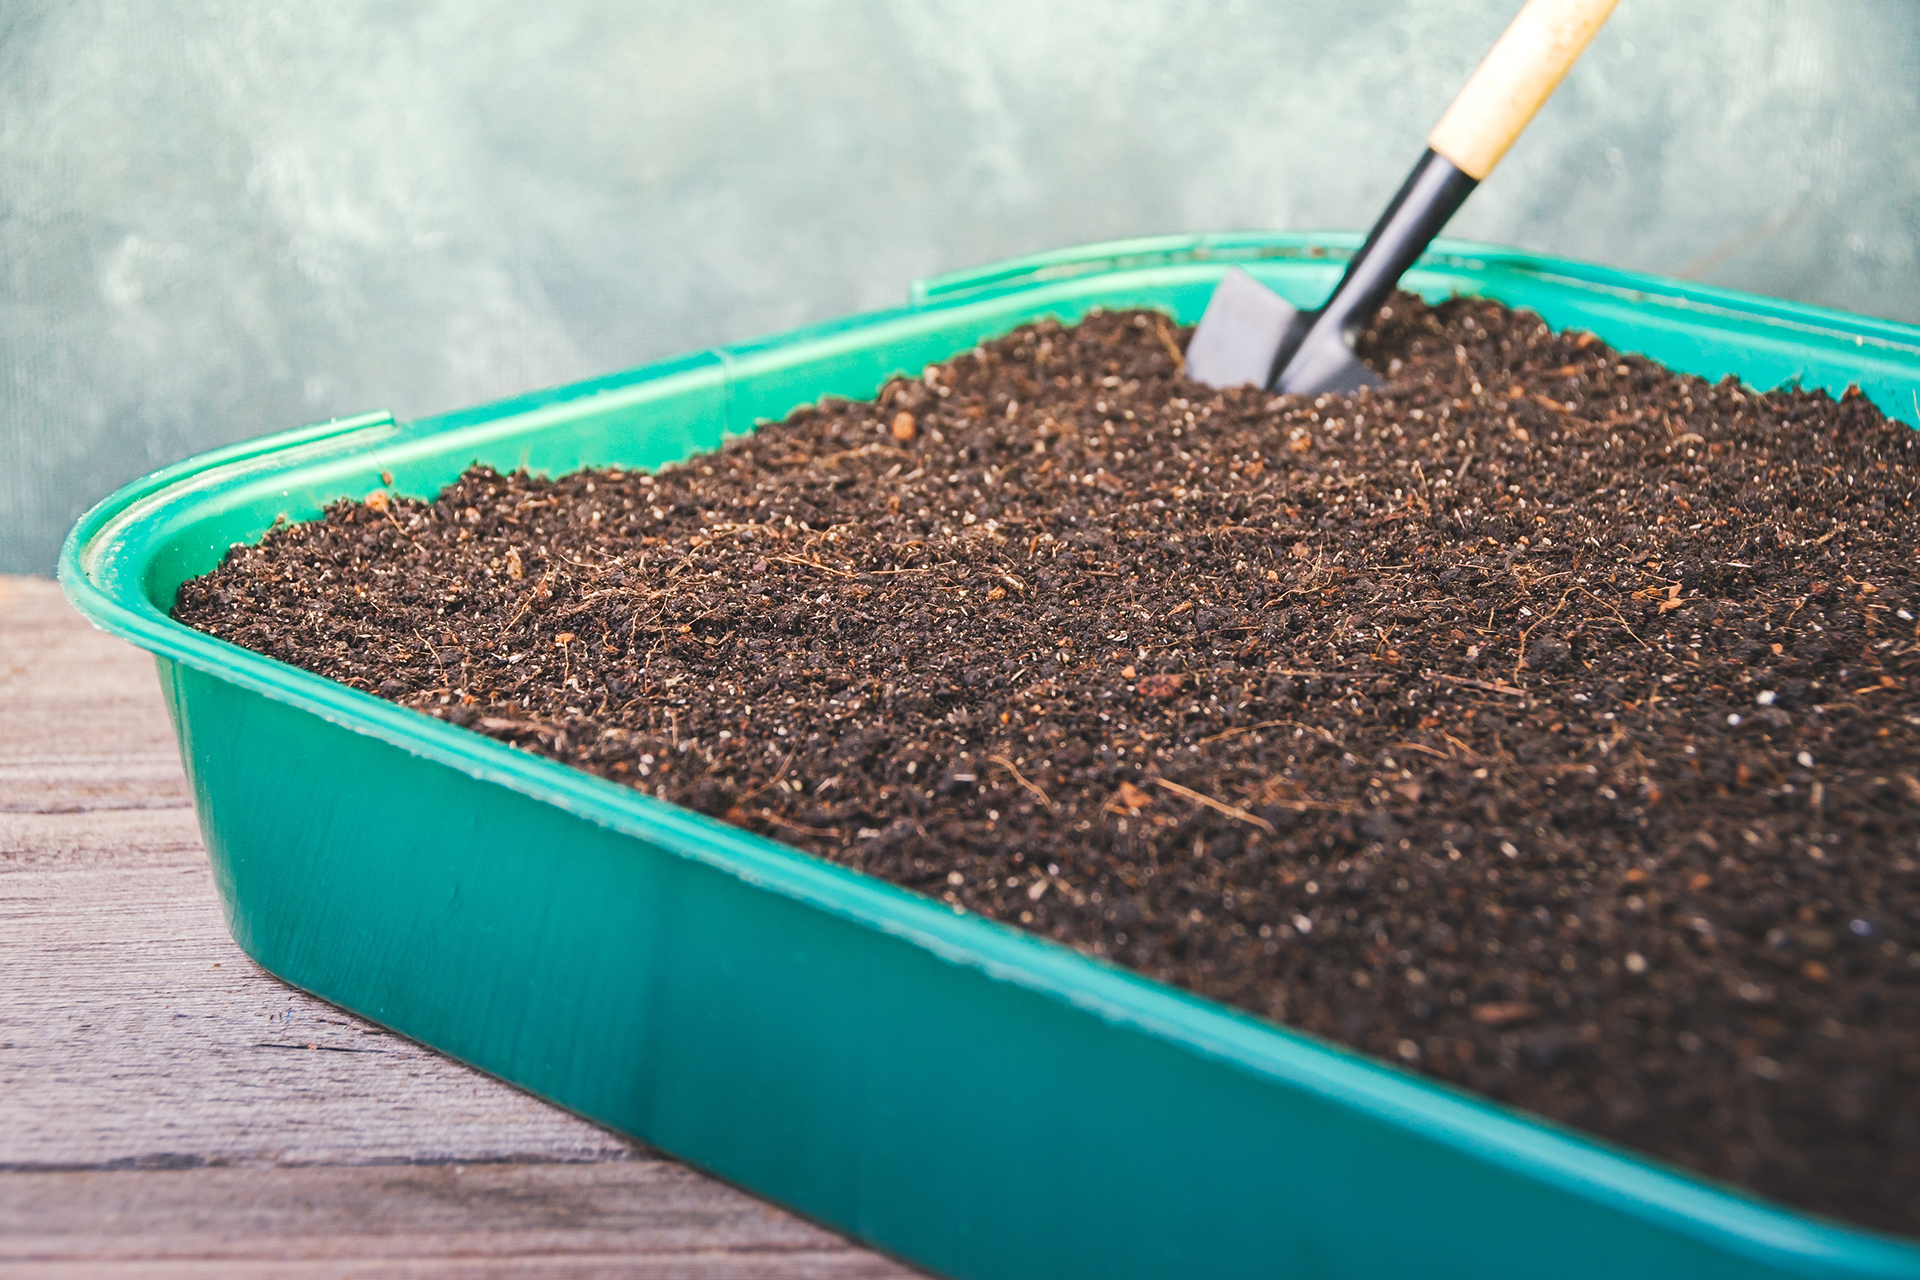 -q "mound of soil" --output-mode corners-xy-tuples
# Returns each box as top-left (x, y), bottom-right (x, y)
(175, 292), (1920, 1235)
